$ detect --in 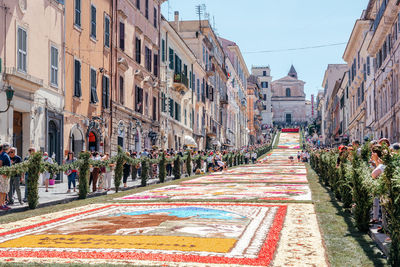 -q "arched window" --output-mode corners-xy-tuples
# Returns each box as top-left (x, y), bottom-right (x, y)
(286, 88), (291, 97)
